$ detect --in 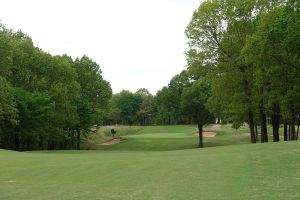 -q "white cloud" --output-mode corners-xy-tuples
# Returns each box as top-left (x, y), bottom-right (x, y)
(0, 0), (203, 94)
